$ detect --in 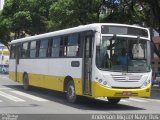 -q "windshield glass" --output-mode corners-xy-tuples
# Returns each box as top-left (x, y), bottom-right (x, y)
(96, 36), (151, 72)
